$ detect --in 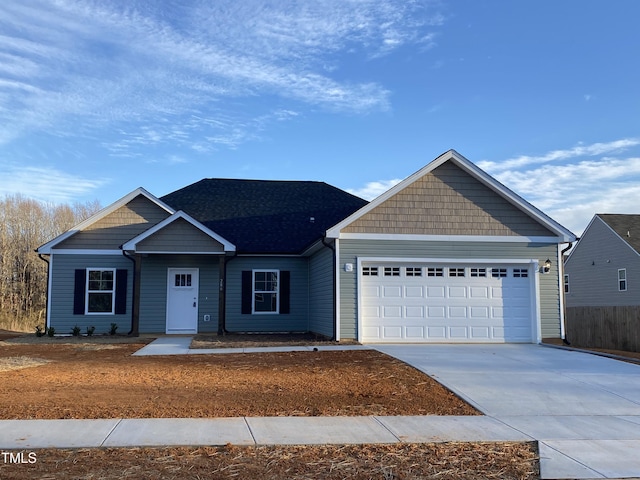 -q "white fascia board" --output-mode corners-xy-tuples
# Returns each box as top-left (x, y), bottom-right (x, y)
(122, 210), (236, 252)
(326, 149), (577, 243)
(37, 188), (175, 254)
(337, 233), (565, 243)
